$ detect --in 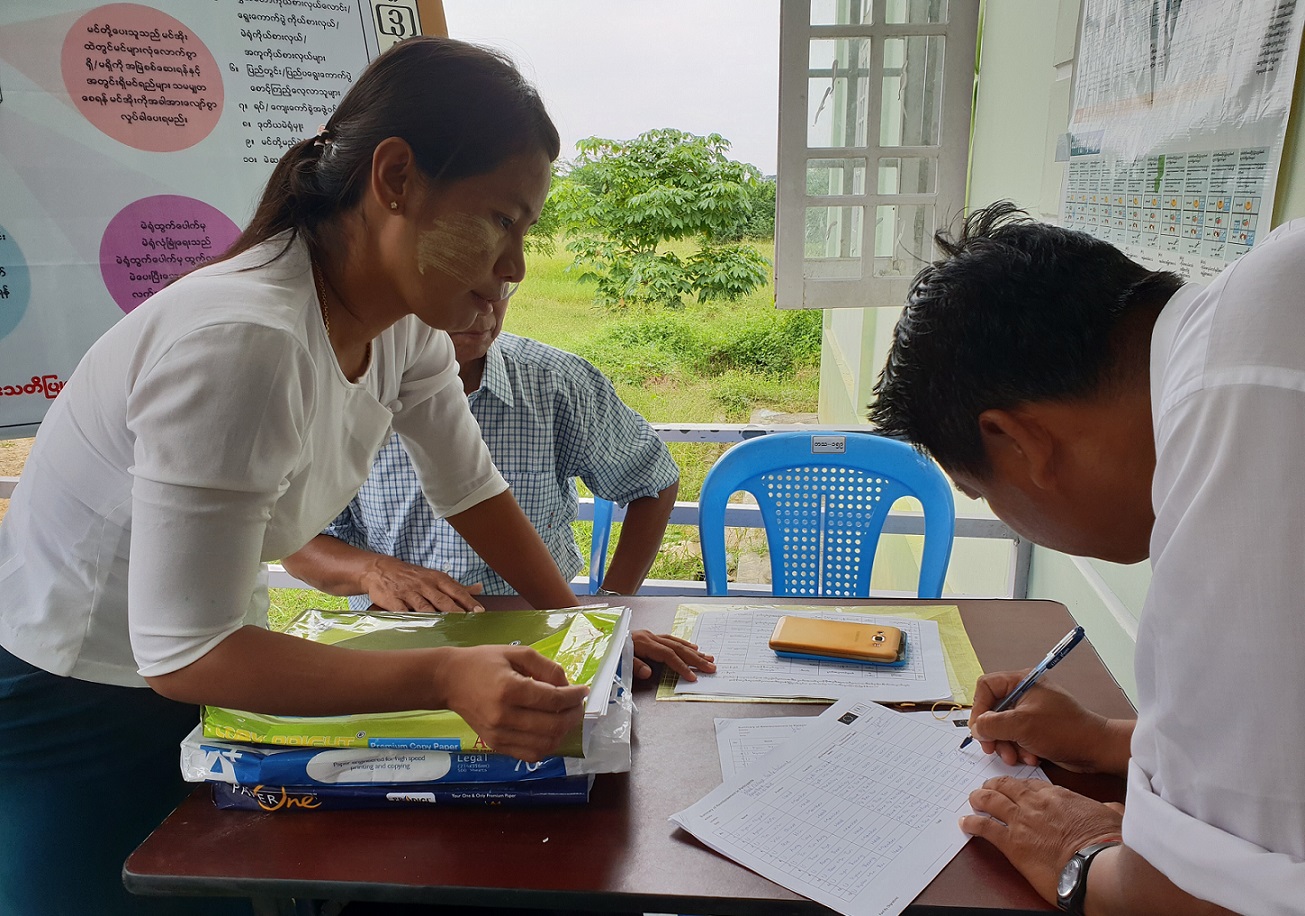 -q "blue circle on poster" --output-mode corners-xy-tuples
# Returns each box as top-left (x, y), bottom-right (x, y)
(0, 225), (31, 340)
